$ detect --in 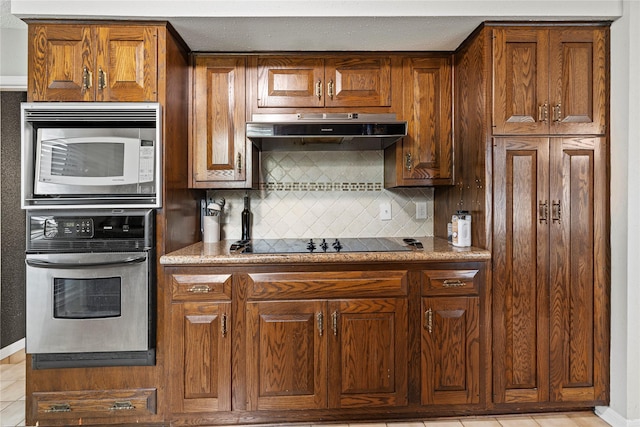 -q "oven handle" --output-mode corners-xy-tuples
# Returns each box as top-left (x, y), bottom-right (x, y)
(26, 255), (147, 269)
